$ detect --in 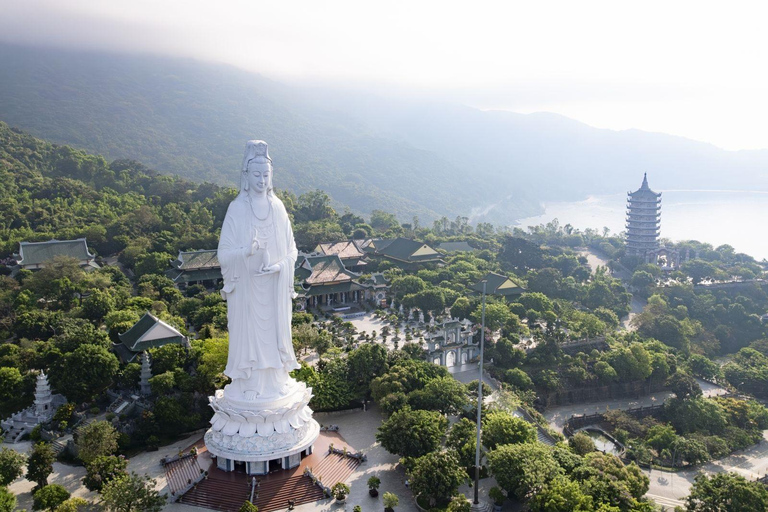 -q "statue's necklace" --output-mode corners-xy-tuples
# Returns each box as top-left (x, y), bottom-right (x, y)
(248, 195), (272, 221)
